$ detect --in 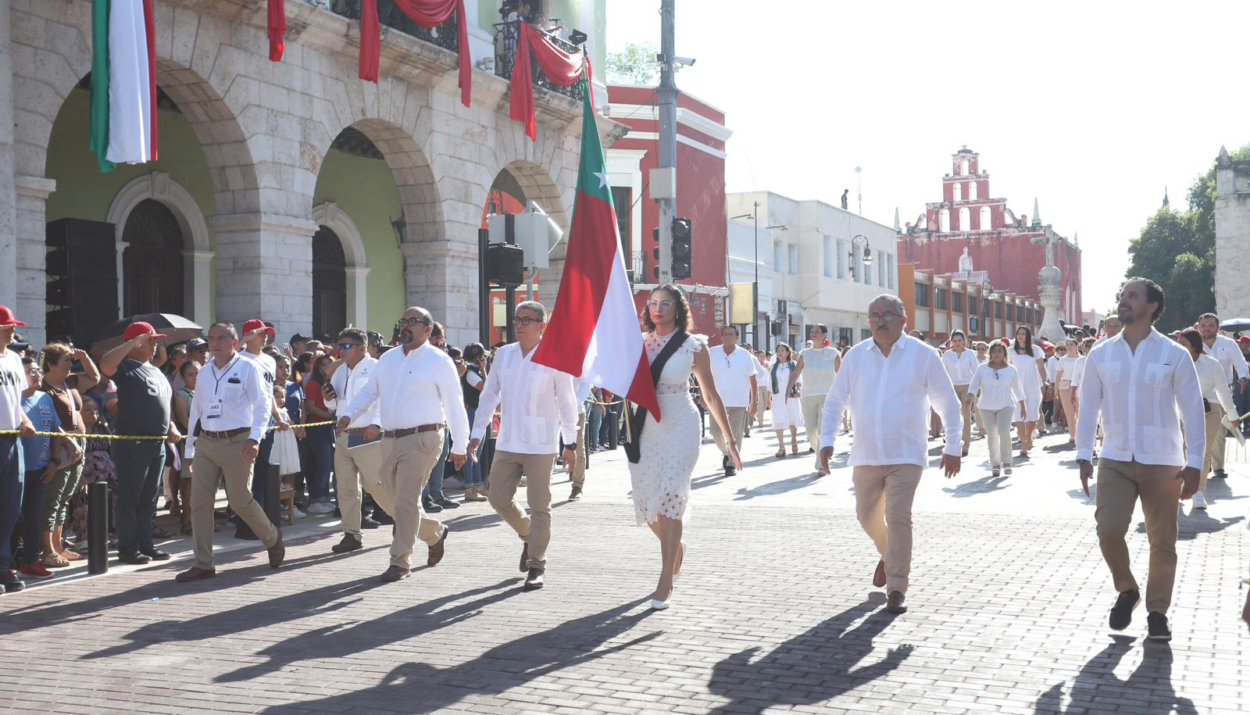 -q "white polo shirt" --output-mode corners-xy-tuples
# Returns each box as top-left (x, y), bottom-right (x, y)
(709, 345), (757, 408)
